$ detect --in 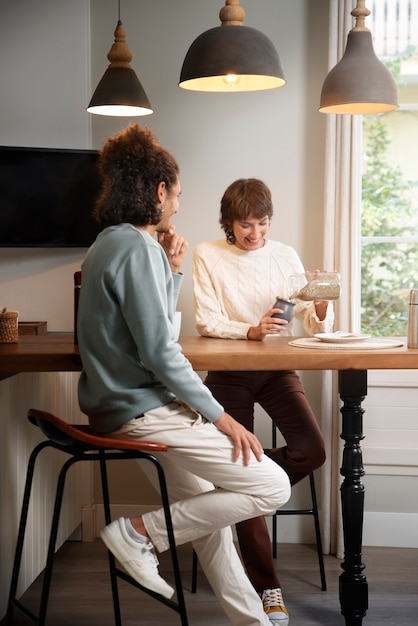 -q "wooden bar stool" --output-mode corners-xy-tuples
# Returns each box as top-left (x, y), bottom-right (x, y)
(6, 408), (188, 626)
